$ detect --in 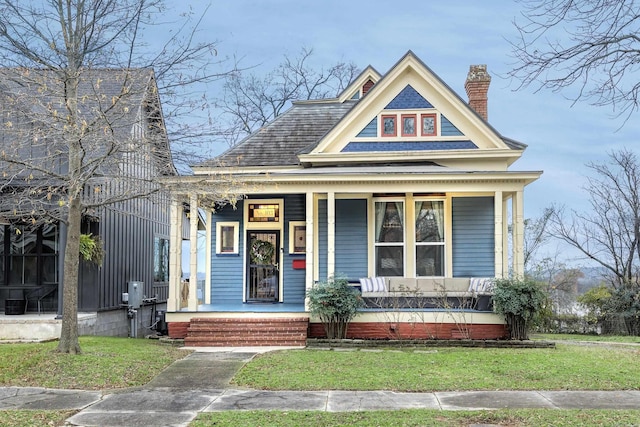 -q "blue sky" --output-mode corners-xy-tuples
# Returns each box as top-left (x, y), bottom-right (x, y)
(172, 1), (638, 263)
